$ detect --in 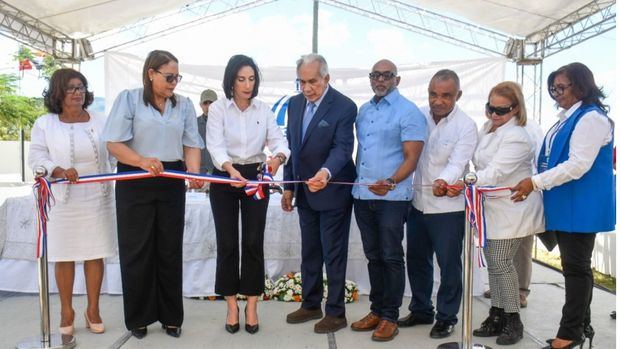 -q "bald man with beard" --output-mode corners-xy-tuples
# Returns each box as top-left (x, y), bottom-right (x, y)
(349, 59), (427, 342)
